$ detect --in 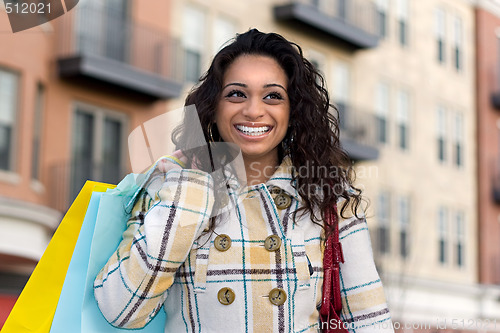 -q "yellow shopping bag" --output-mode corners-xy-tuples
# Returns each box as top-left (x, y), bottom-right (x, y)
(1, 181), (115, 333)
